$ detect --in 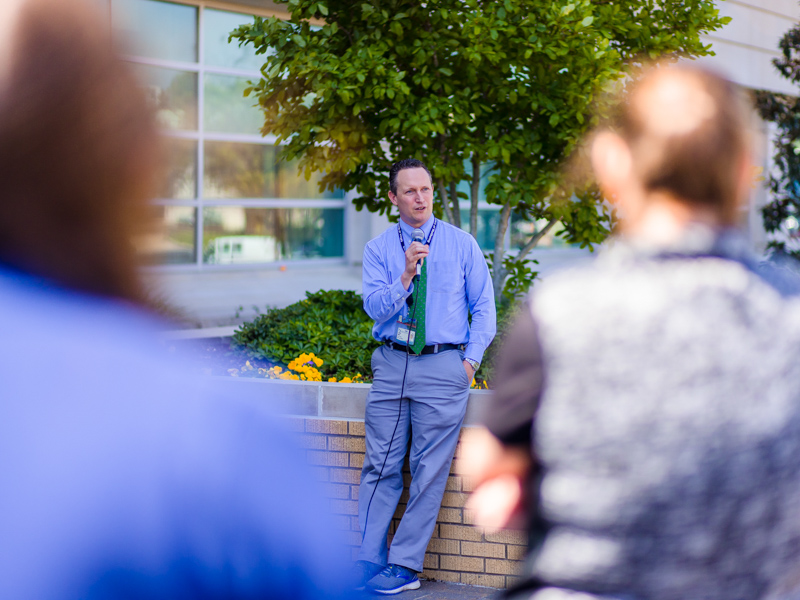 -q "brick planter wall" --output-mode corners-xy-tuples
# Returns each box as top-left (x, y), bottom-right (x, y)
(209, 377), (529, 589)
(285, 416), (527, 589)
